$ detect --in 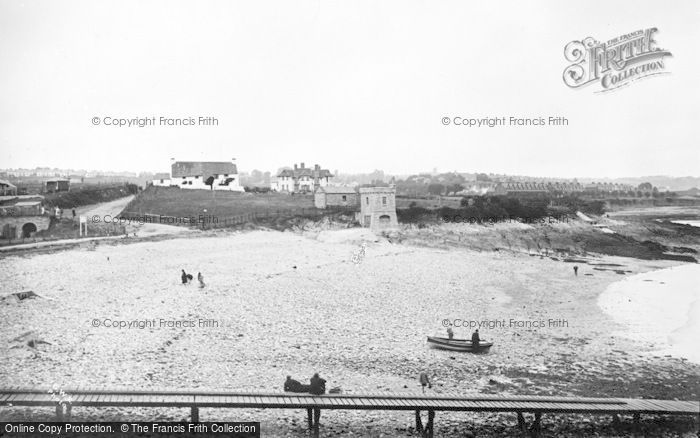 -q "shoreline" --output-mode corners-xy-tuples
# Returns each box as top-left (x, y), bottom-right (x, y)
(598, 264), (700, 364)
(1, 229), (698, 436)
